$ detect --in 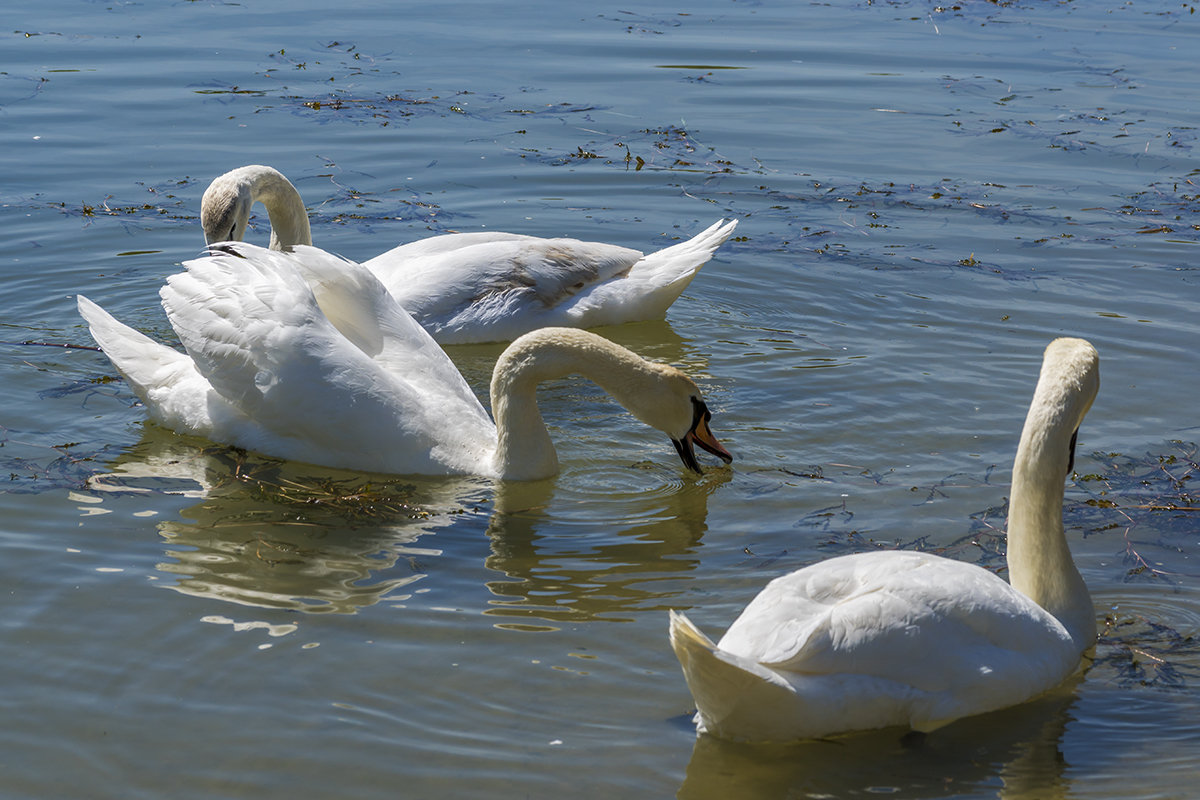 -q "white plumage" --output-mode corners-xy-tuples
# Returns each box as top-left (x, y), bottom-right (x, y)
(671, 338), (1100, 742)
(201, 165), (737, 344)
(78, 243), (732, 480)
